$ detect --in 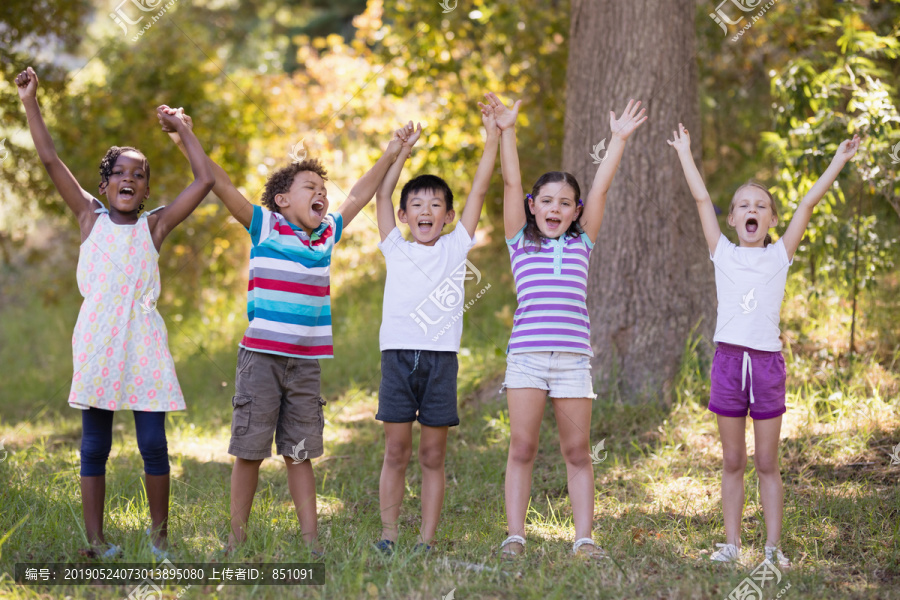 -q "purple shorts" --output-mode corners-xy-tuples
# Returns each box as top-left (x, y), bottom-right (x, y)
(708, 342), (786, 420)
